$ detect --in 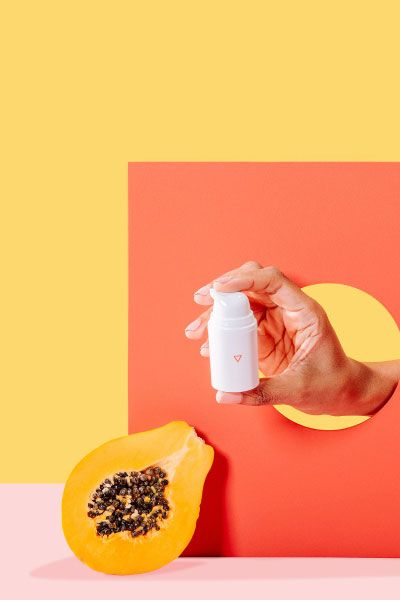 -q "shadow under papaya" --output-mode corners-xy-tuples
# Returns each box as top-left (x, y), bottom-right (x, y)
(182, 437), (230, 557)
